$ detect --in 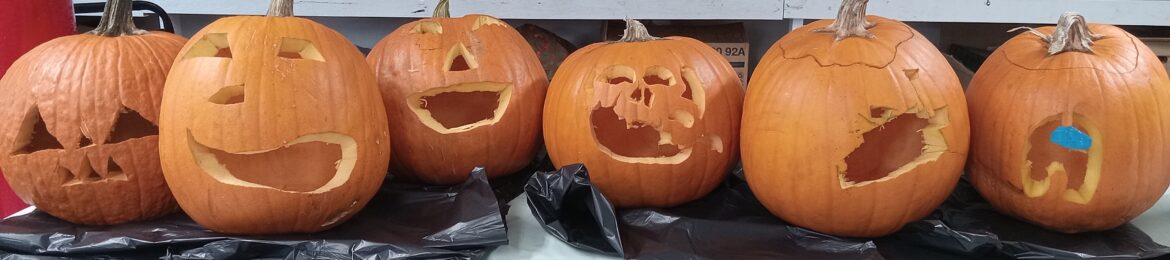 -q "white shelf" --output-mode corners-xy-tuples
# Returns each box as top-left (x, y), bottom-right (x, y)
(131, 0), (786, 20)
(75, 0), (1170, 26)
(785, 0), (1170, 26)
